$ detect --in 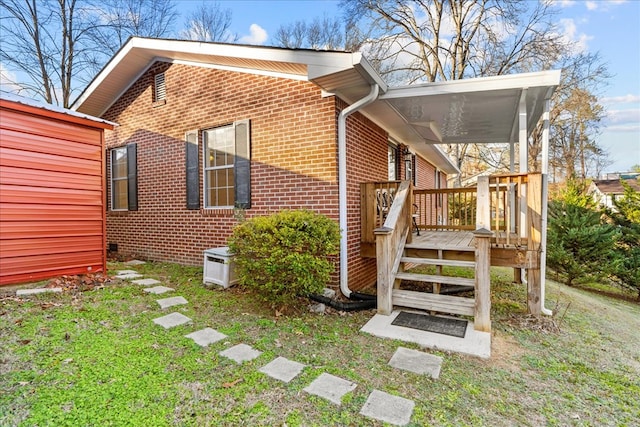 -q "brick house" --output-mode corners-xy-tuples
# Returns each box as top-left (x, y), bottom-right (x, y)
(71, 37), (457, 294)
